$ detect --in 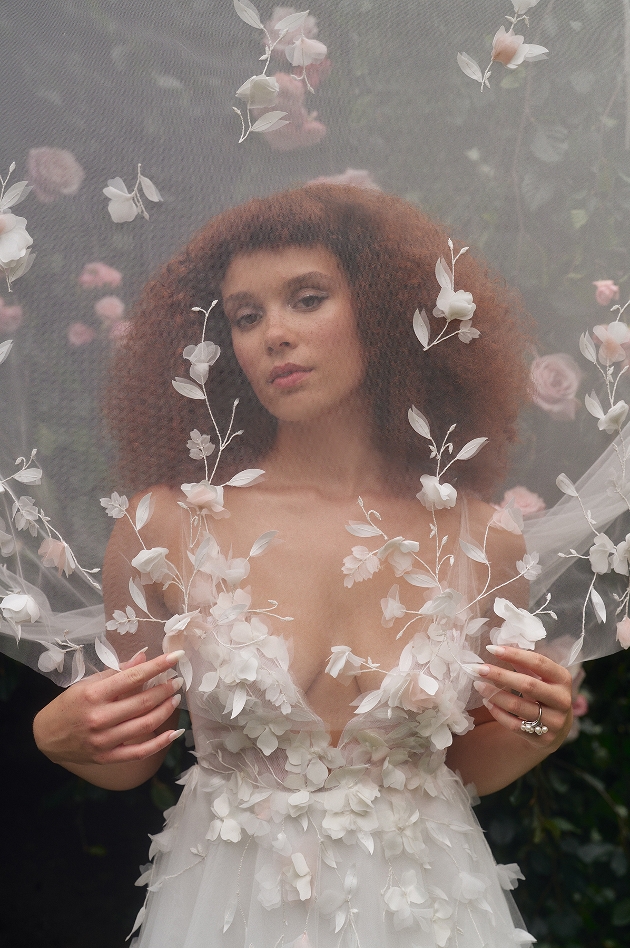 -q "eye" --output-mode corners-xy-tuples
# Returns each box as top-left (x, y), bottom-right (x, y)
(295, 292), (327, 310)
(234, 310), (261, 330)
